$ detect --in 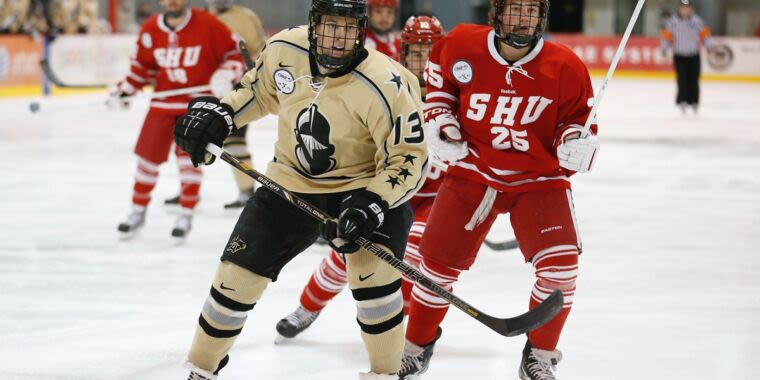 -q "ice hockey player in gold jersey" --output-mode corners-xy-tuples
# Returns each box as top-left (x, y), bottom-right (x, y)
(164, 0), (268, 209)
(172, 0), (427, 379)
